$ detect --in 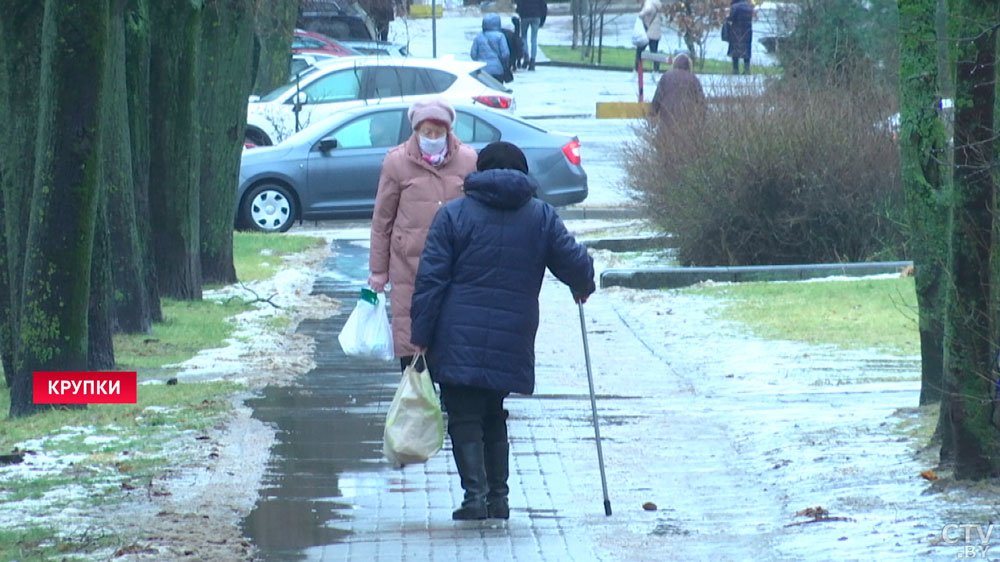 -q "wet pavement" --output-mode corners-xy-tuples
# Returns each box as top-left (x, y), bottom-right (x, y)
(238, 224), (986, 561)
